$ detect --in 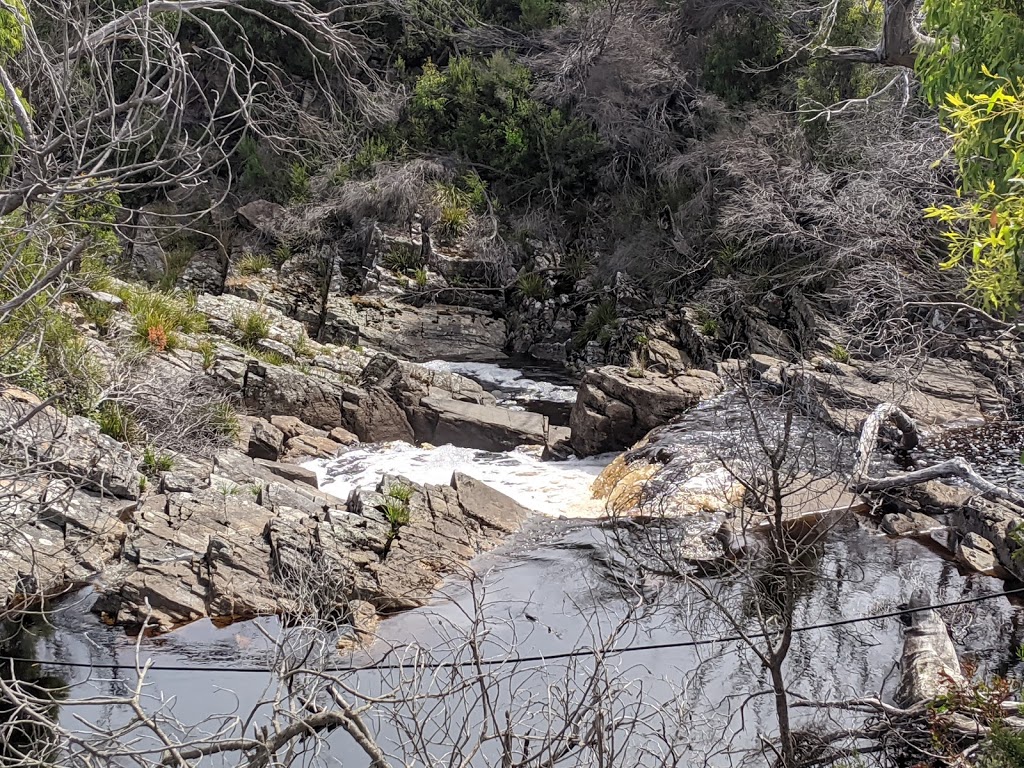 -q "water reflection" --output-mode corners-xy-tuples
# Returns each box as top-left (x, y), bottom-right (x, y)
(3, 514), (1022, 766)
(0, 612), (68, 764)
